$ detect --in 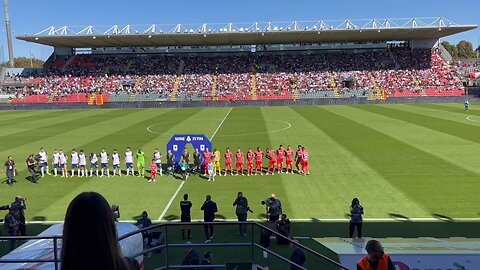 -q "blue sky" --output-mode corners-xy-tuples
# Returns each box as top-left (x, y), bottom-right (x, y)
(1, 0), (479, 60)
